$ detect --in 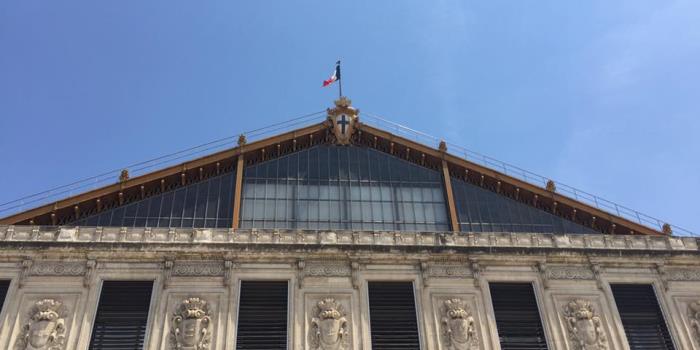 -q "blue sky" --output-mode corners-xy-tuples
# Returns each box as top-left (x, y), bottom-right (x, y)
(1, 1), (698, 232)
